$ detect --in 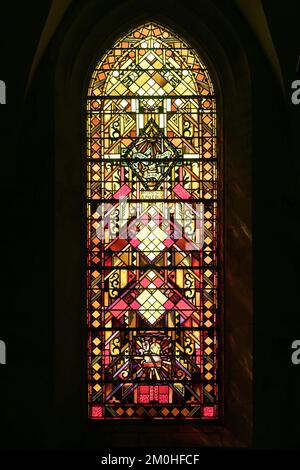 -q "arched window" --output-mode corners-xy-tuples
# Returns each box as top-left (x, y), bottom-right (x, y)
(87, 22), (219, 420)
